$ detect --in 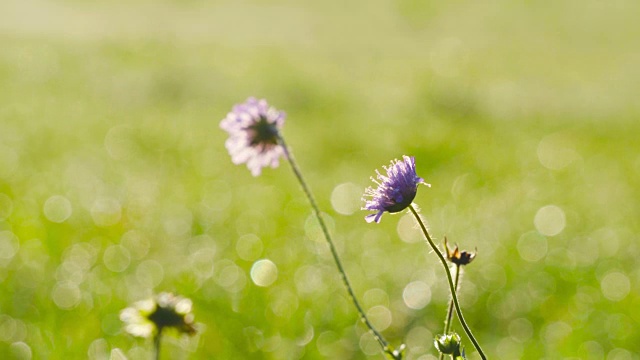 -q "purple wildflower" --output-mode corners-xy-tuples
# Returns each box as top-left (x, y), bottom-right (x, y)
(220, 97), (286, 176)
(362, 156), (429, 223)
